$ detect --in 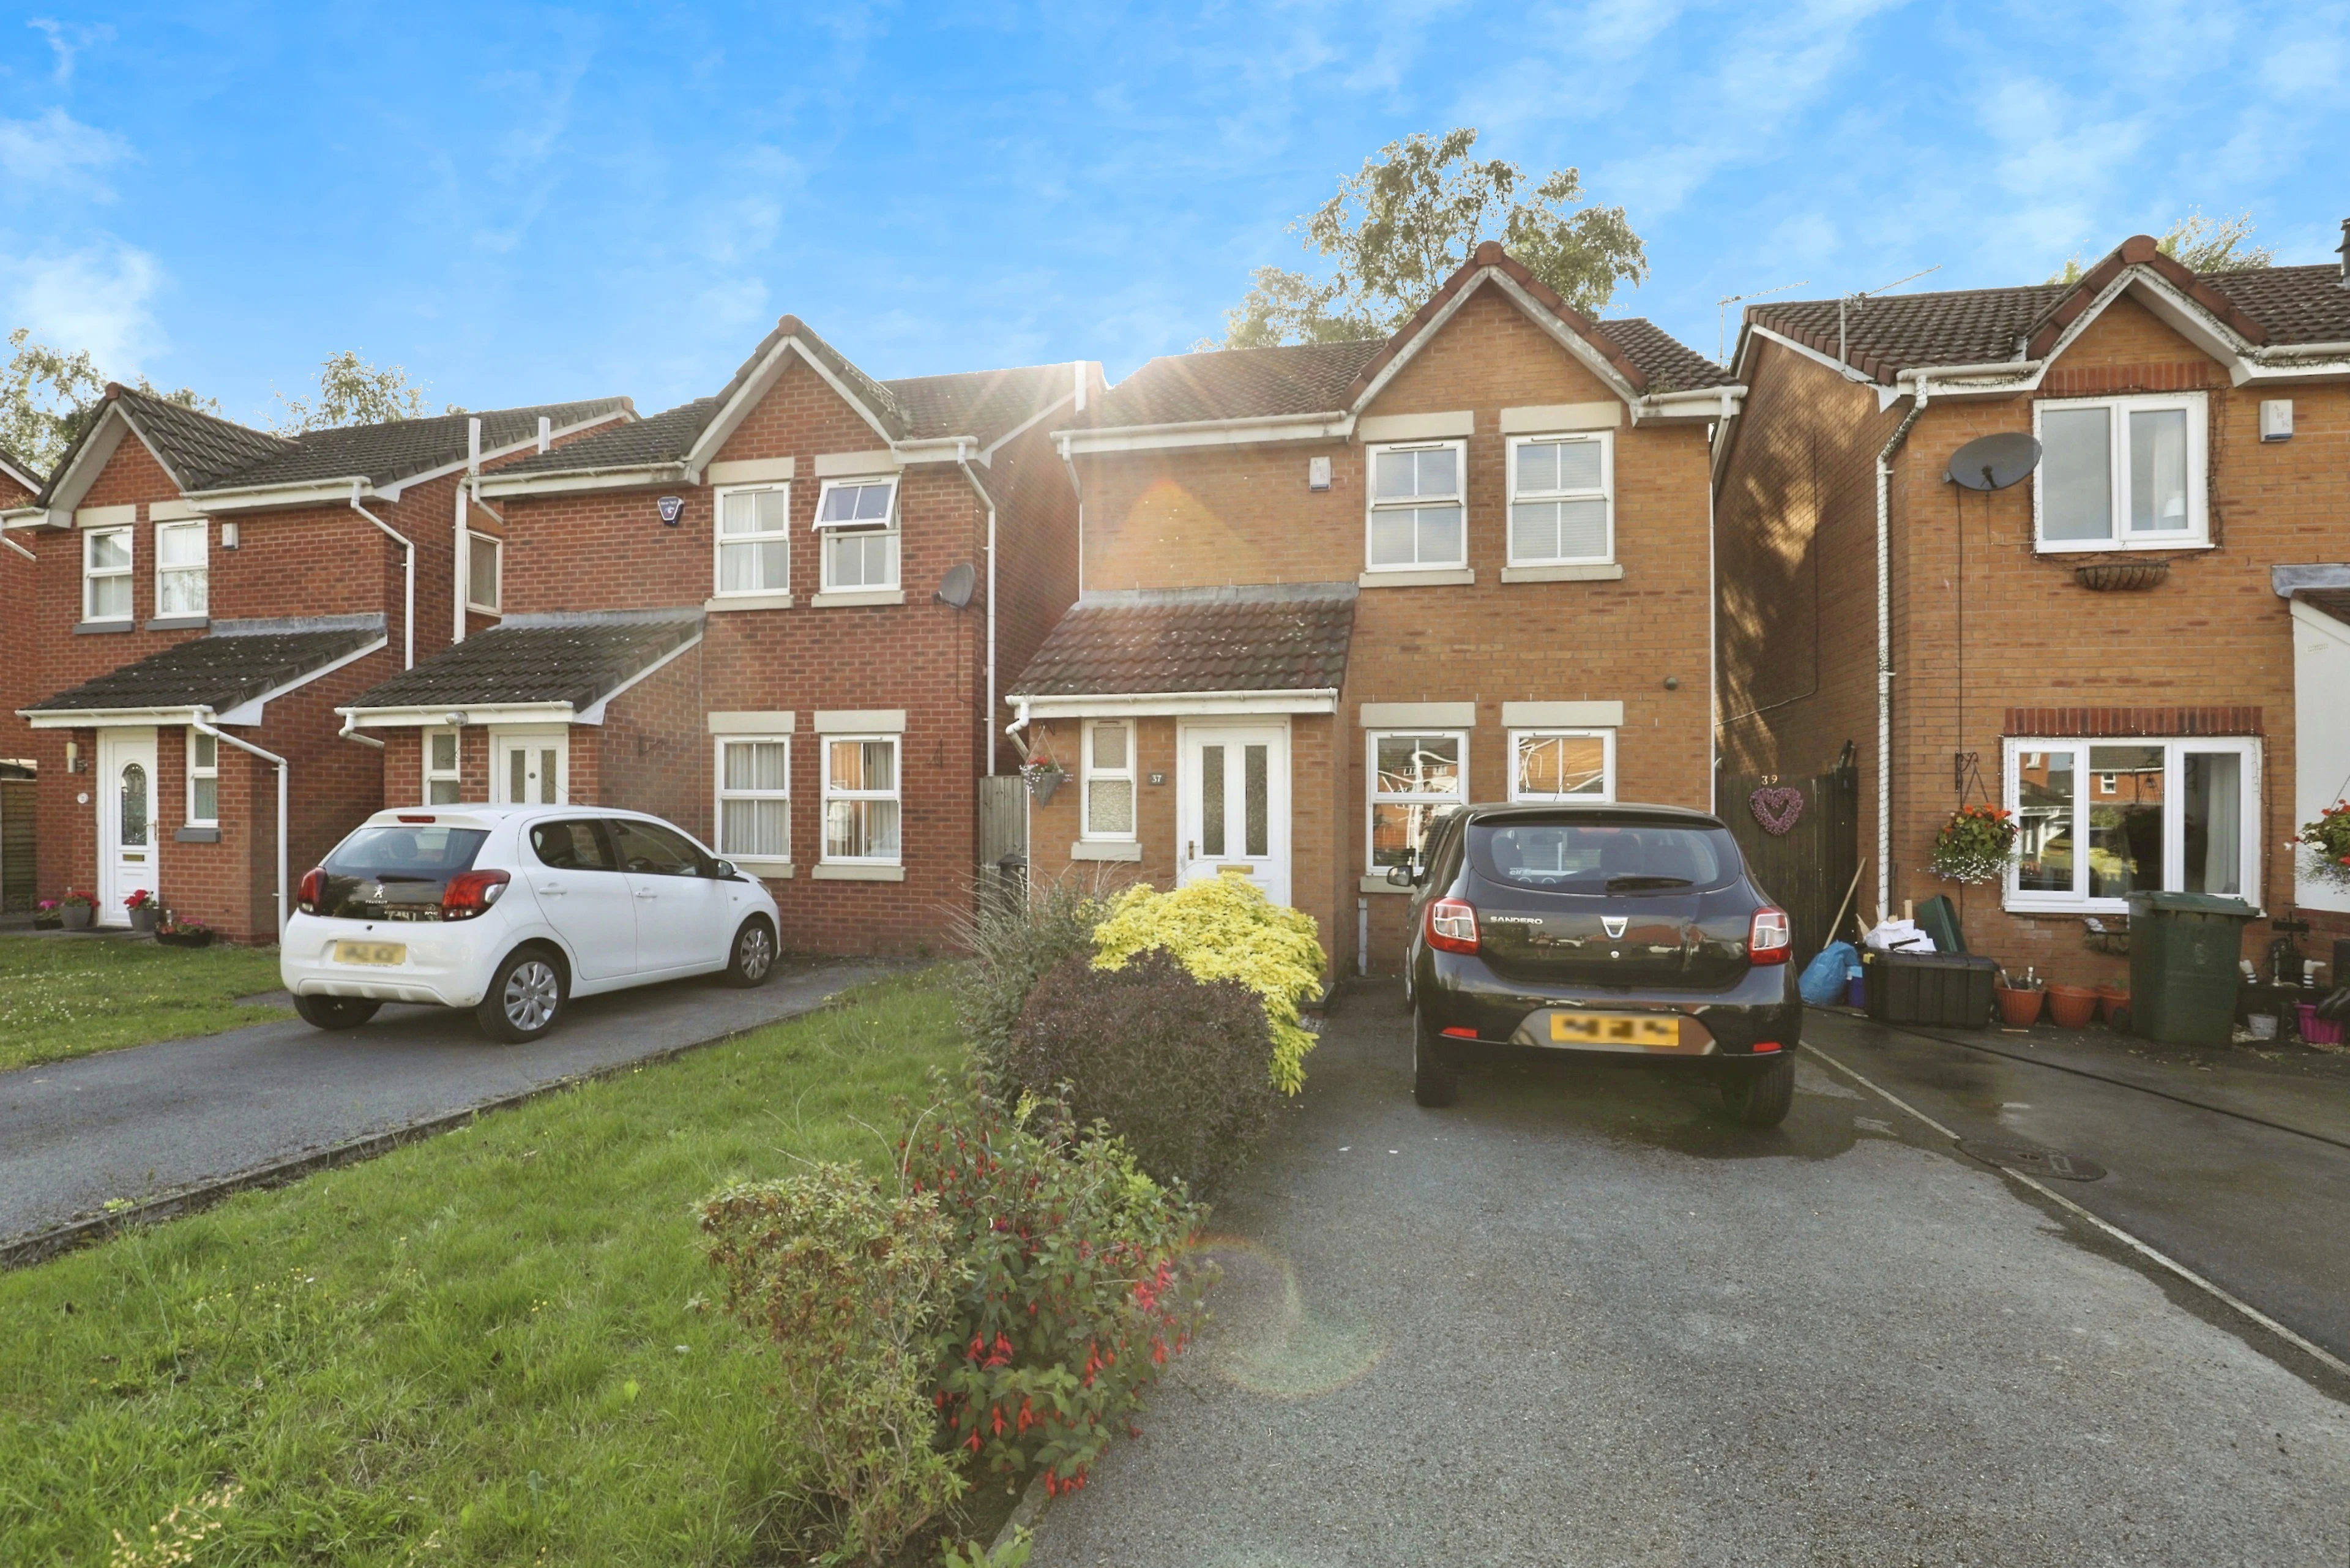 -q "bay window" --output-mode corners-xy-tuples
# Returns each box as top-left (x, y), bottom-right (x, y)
(155, 520), (208, 618)
(1369, 730), (1466, 870)
(2004, 736), (2258, 911)
(2034, 394), (2207, 551)
(1510, 730), (1614, 802)
(823, 736), (900, 863)
(1365, 442), (1465, 572)
(717, 736), (791, 862)
(714, 484), (791, 596)
(1509, 433), (1612, 565)
(84, 526), (132, 622)
(815, 477), (900, 591)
